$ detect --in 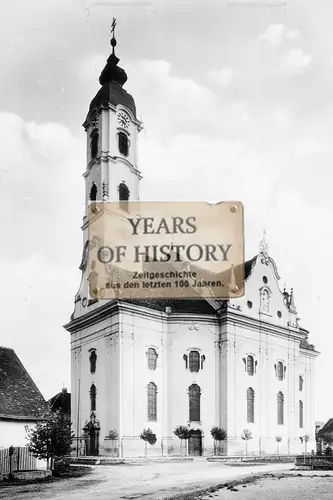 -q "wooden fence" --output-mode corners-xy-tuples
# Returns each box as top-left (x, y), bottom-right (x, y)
(0, 447), (37, 474)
